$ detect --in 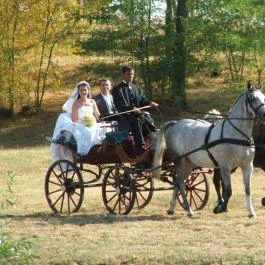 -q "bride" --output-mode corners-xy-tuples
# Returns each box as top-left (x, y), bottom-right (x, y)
(50, 81), (111, 162)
